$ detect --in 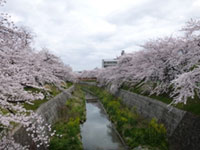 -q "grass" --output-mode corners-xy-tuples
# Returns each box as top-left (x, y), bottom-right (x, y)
(175, 98), (200, 115)
(0, 108), (9, 114)
(49, 118), (83, 150)
(80, 84), (168, 150)
(61, 81), (73, 89)
(23, 82), (73, 111)
(49, 85), (86, 150)
(46, 84), (61, 97)
(122, 85), (200, 116)
(23, 99), (48, 111)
